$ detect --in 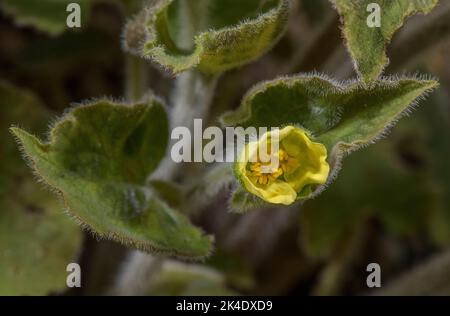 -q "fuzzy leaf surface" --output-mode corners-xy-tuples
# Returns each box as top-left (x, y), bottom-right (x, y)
(223, 75), (438, 153)
(331, 0), (439, 82)
(222, 75), (438, 208)
(139, 0), (290, 74)
(11, 99), (212, 259)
